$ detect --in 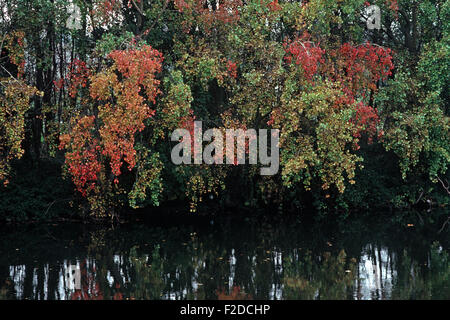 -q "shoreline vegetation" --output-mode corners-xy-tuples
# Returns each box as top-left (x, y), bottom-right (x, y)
(0, 0), (449, 225)
(0, 155), (448, 227)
